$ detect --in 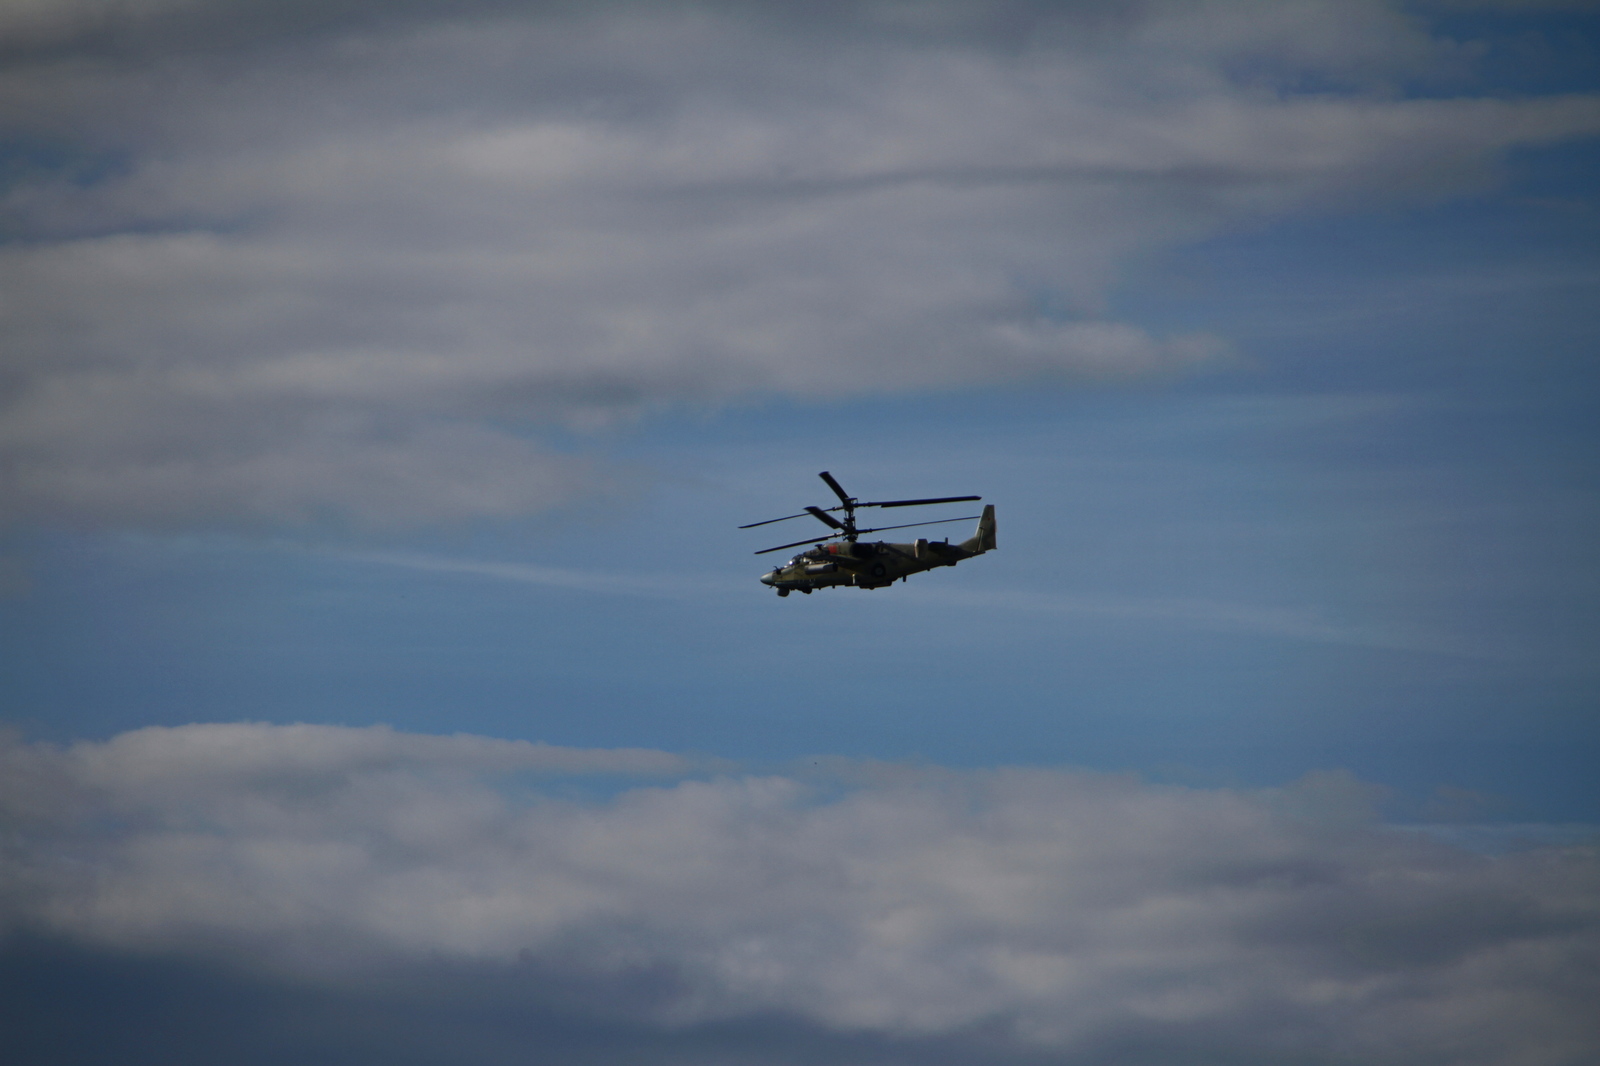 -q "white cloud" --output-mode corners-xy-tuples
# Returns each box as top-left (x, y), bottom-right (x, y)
(2, 1), (1598, 527)
(2, 723), (1596, 1063)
